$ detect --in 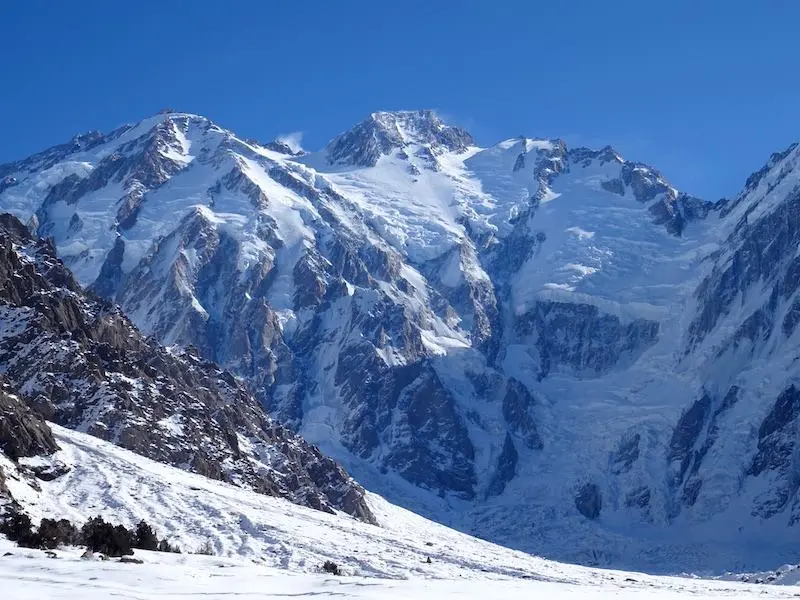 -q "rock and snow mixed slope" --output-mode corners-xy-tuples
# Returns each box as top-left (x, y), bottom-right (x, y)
(0, 213), (372, 521)
(3, 109), (800, 570)
(3, 425), (800, 599)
